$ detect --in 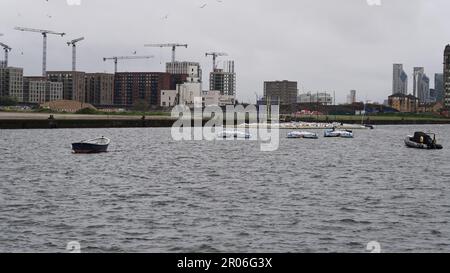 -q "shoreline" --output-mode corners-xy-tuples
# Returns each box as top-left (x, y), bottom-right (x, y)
(1, 112), (450, 129)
